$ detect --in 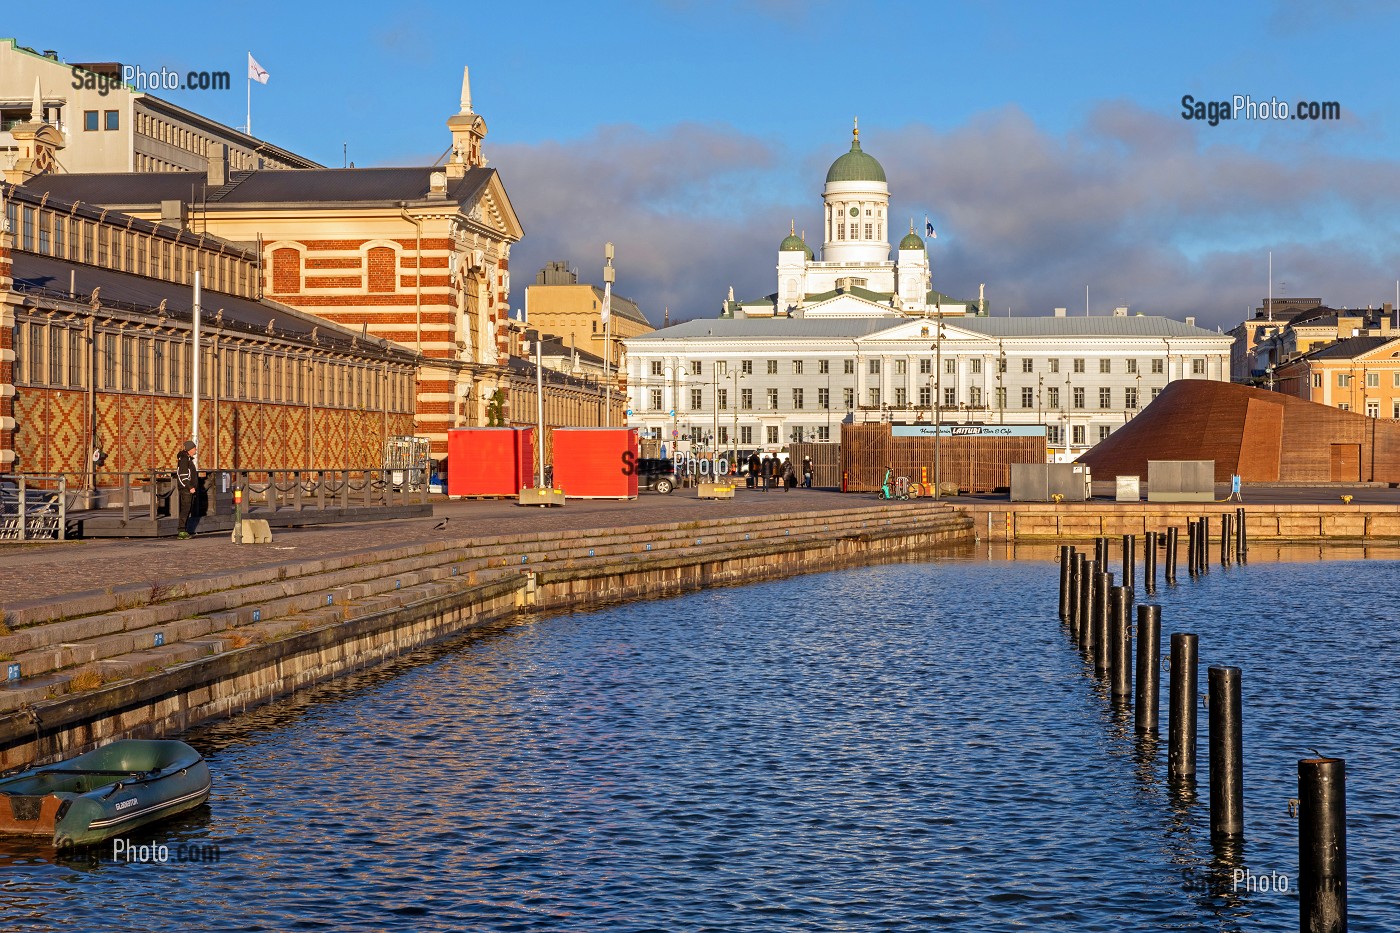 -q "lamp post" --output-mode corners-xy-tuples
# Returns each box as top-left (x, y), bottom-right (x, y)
(713, 361), (722, 456)
(932, 319), (944, 498)
(997, 341), (1006, 425)
(731, 368), (745, 464)
(602, 242), (615, 426)
(825, 368), (831, 439)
